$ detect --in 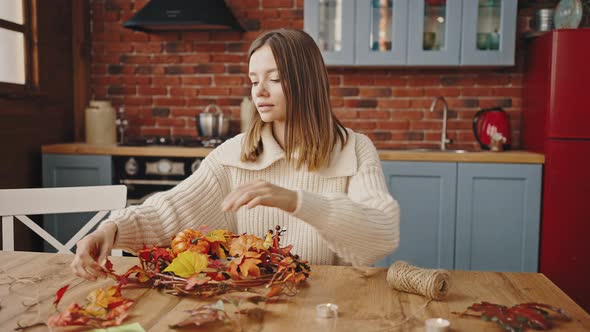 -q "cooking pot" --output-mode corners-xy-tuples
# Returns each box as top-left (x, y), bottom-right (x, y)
(472, 107), (511, 150)
(197, 104), (230, 138)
